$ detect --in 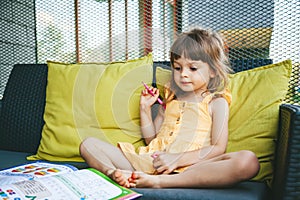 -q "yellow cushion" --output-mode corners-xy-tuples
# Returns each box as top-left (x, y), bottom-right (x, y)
(155, 66), (172, 98)
(28, 54), (153, 162)
(155, 60), (292, 185)
(227, 59), (291, 185)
